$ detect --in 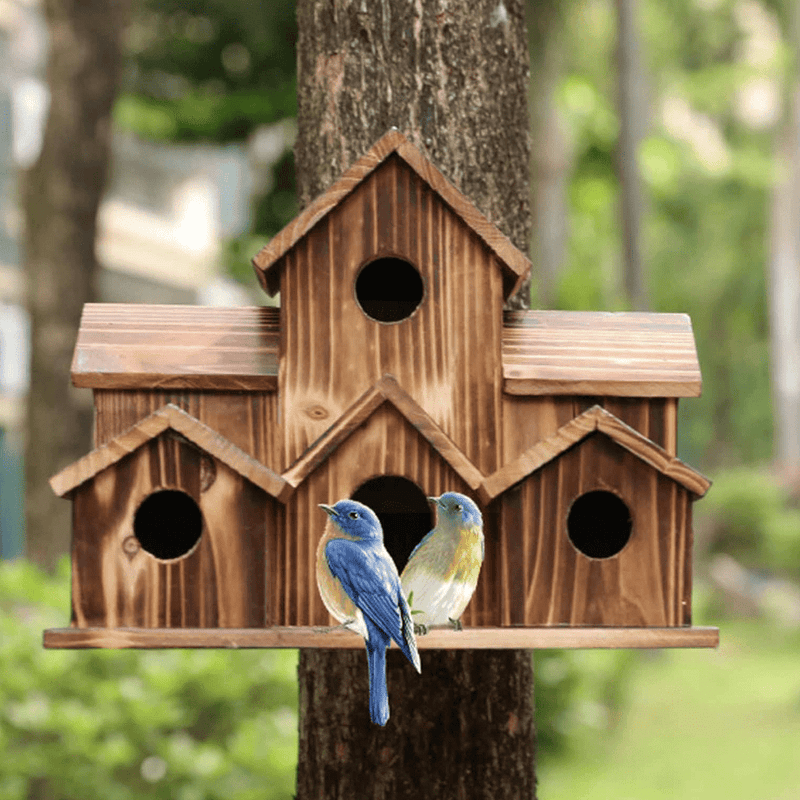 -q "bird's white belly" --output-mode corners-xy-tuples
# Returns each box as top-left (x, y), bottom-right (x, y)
(404, 574), (474, 626)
